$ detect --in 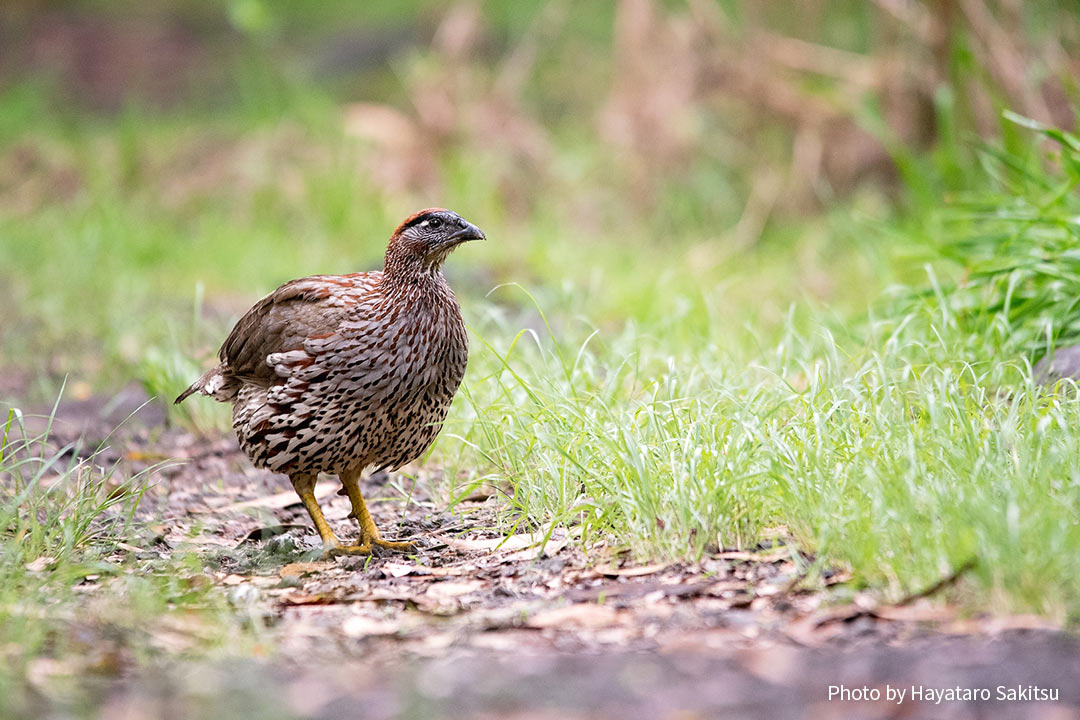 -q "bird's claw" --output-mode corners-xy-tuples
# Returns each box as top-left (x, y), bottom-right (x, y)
(370, 538), (415, 553)
(323, 544), (370, 557)
(323, 538), (415, 558)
